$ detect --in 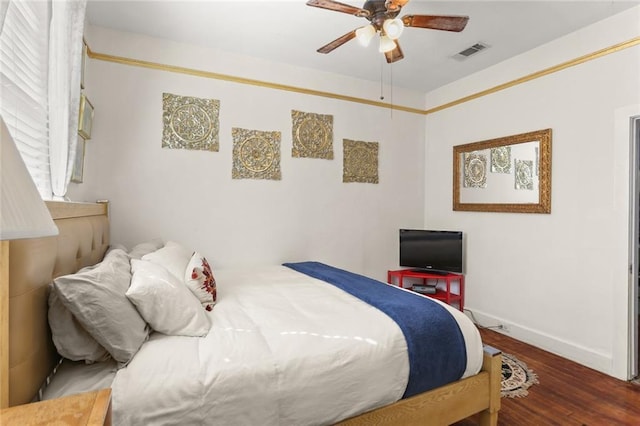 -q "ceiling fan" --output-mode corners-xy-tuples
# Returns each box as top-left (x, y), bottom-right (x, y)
(306, 0), (469, 63)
